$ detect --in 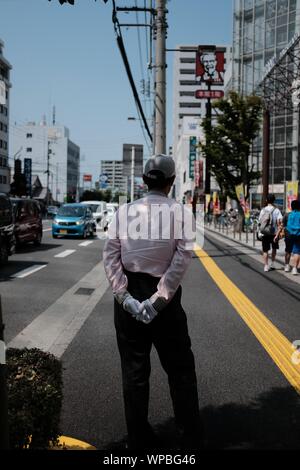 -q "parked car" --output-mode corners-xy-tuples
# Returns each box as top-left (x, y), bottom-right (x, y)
(80, 200), (107, 224)
(47, 205), (59, 219)
(52, 203), (95, 239)
(10, 198), (43, 247)
(0, 193), (16, 264)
